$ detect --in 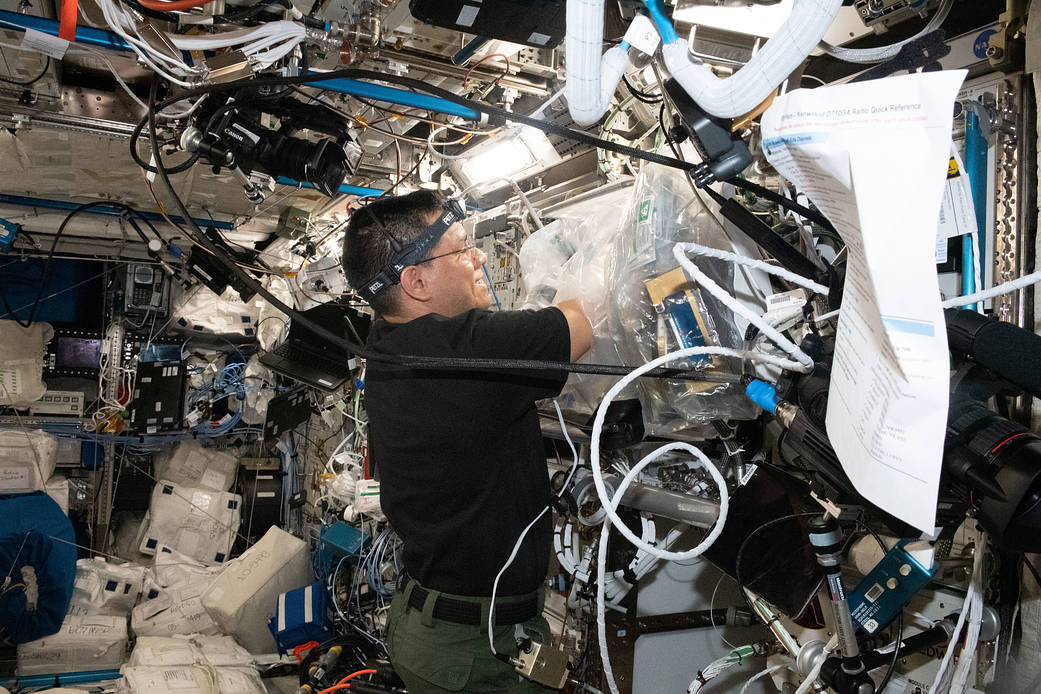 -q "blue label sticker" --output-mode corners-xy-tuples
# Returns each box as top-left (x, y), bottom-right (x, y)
(974, 29), (997, 59)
